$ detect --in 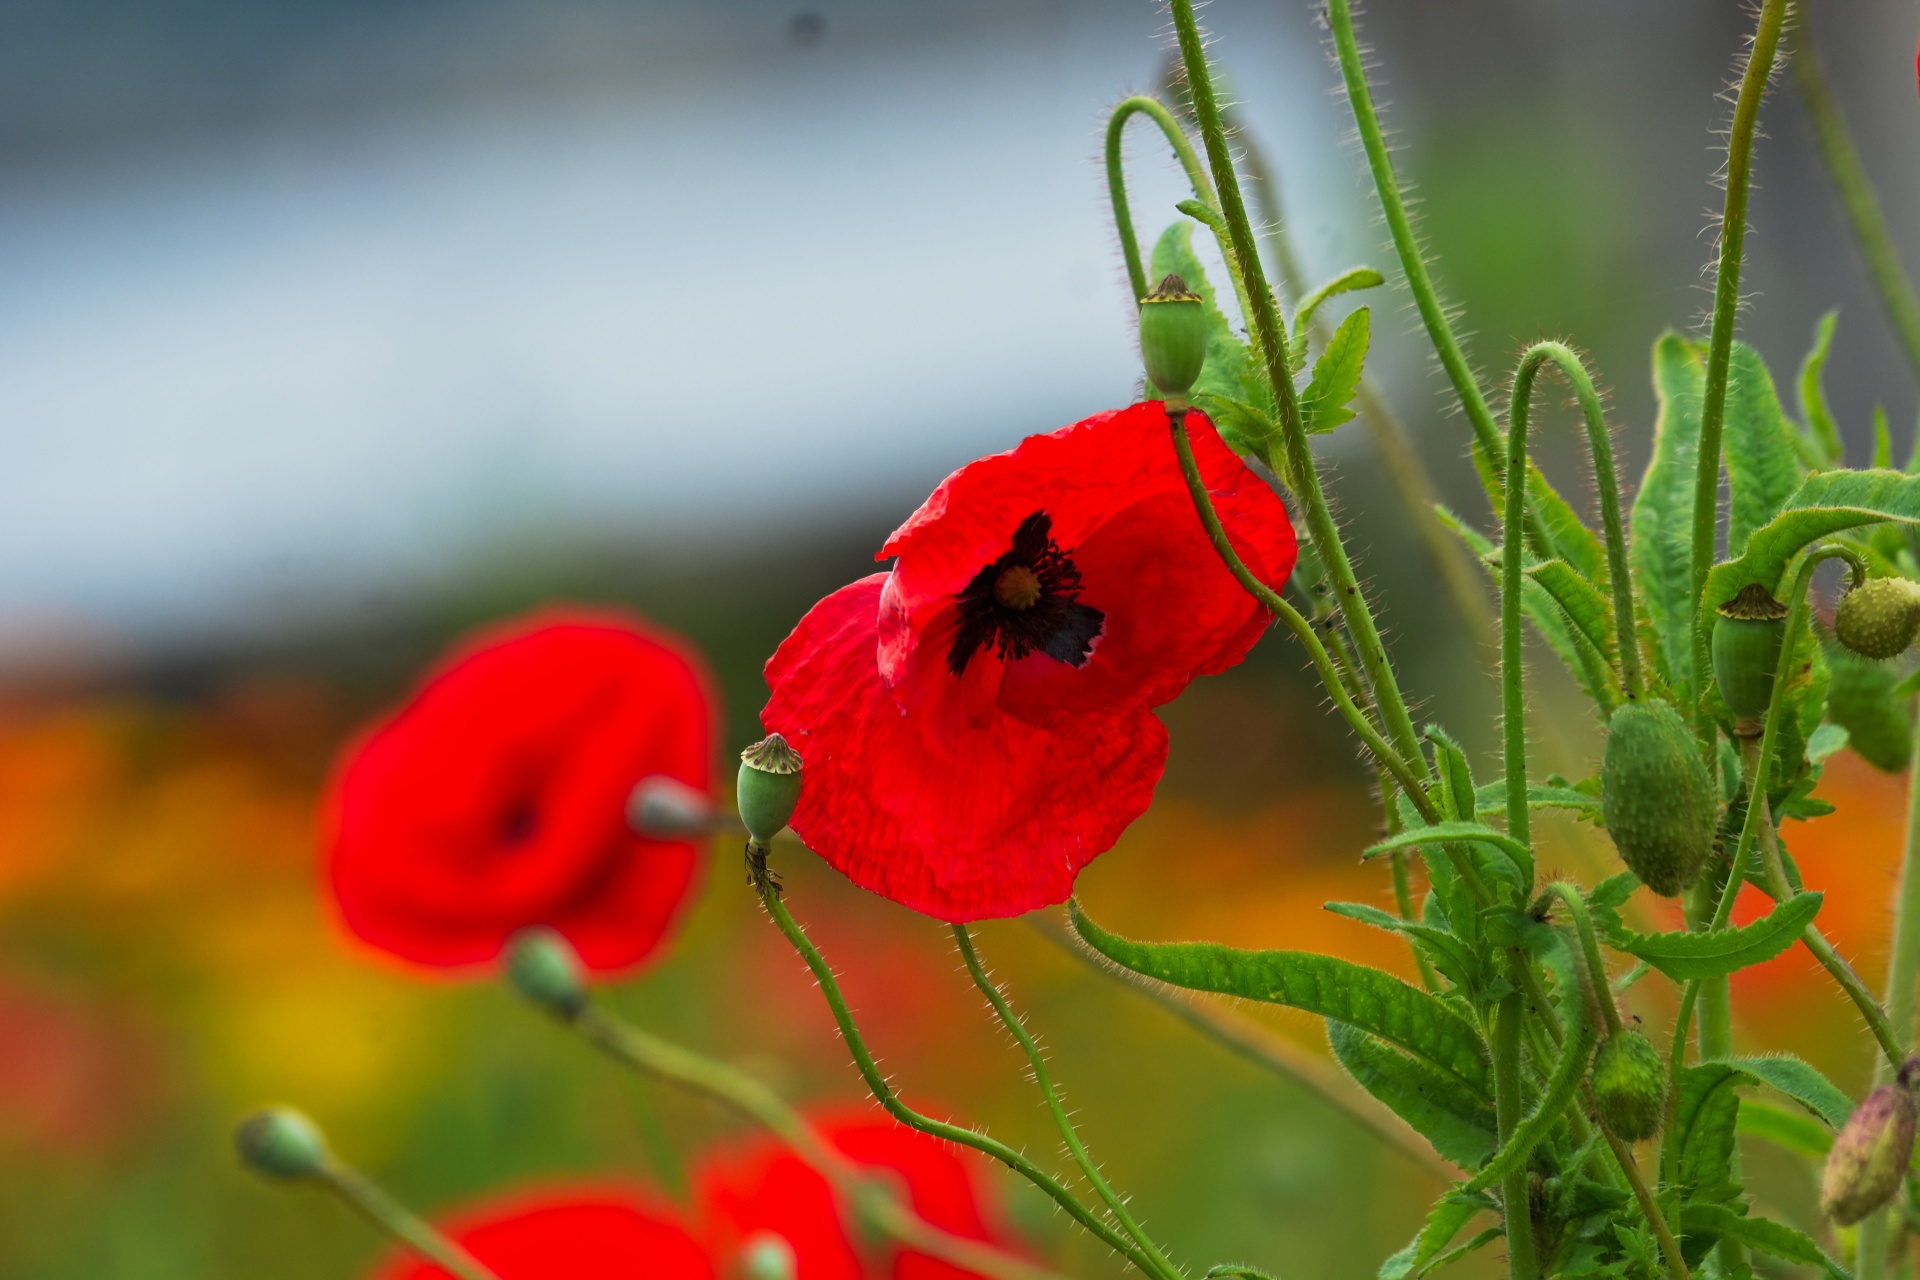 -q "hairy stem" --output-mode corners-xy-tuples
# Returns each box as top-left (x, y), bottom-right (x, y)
(1546, 883), (1625, 1039)
(1500, 353), (1542, 888)
(1493, 986), (1539, 1280)
(316, 1164), (500, 1280)
(1879, 706), (1920, 1067)
(1166, 0), (1426, 775)
(1689, 0), (1788, 744)
(1791, 17), (1920, 380)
